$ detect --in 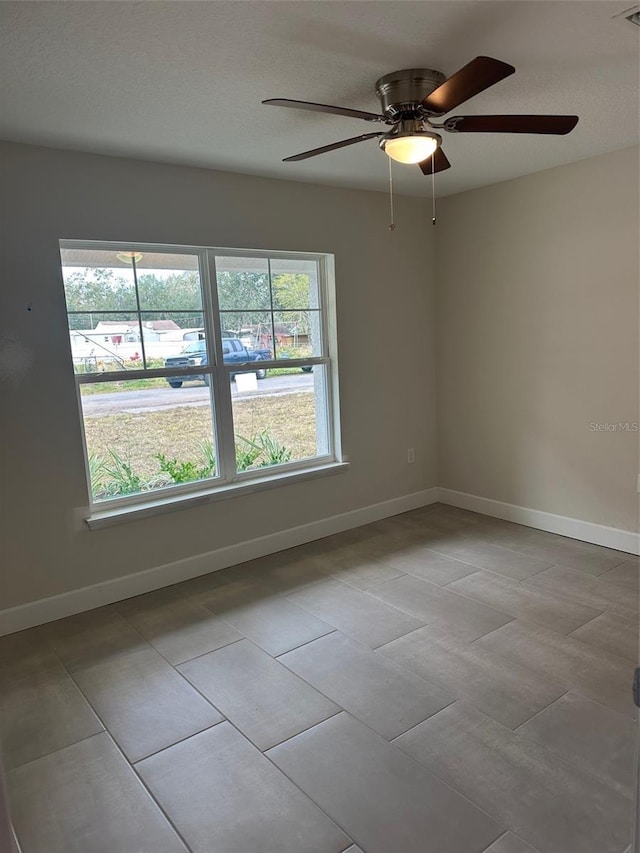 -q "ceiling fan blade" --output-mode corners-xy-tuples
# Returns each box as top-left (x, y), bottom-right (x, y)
(263, 98), (386, 123)
(283, 133), (383, 162)
(444, 115), (579, 135)
(418, 147), (451, 175)
(421, 56), (515, 115)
